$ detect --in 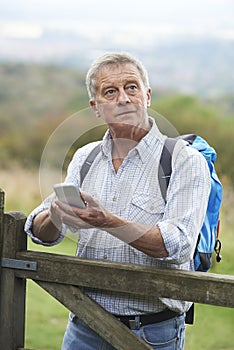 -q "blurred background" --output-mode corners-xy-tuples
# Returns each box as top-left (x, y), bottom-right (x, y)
(0, 0), (234, 349)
